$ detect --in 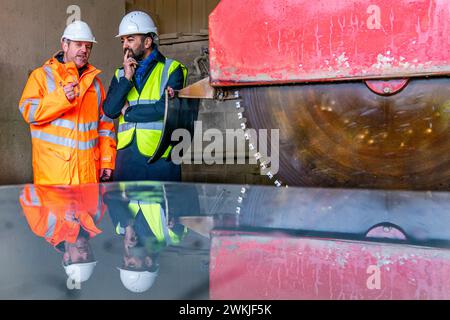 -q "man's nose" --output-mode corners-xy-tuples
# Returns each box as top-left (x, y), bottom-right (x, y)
(78, 252), (88, 261)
